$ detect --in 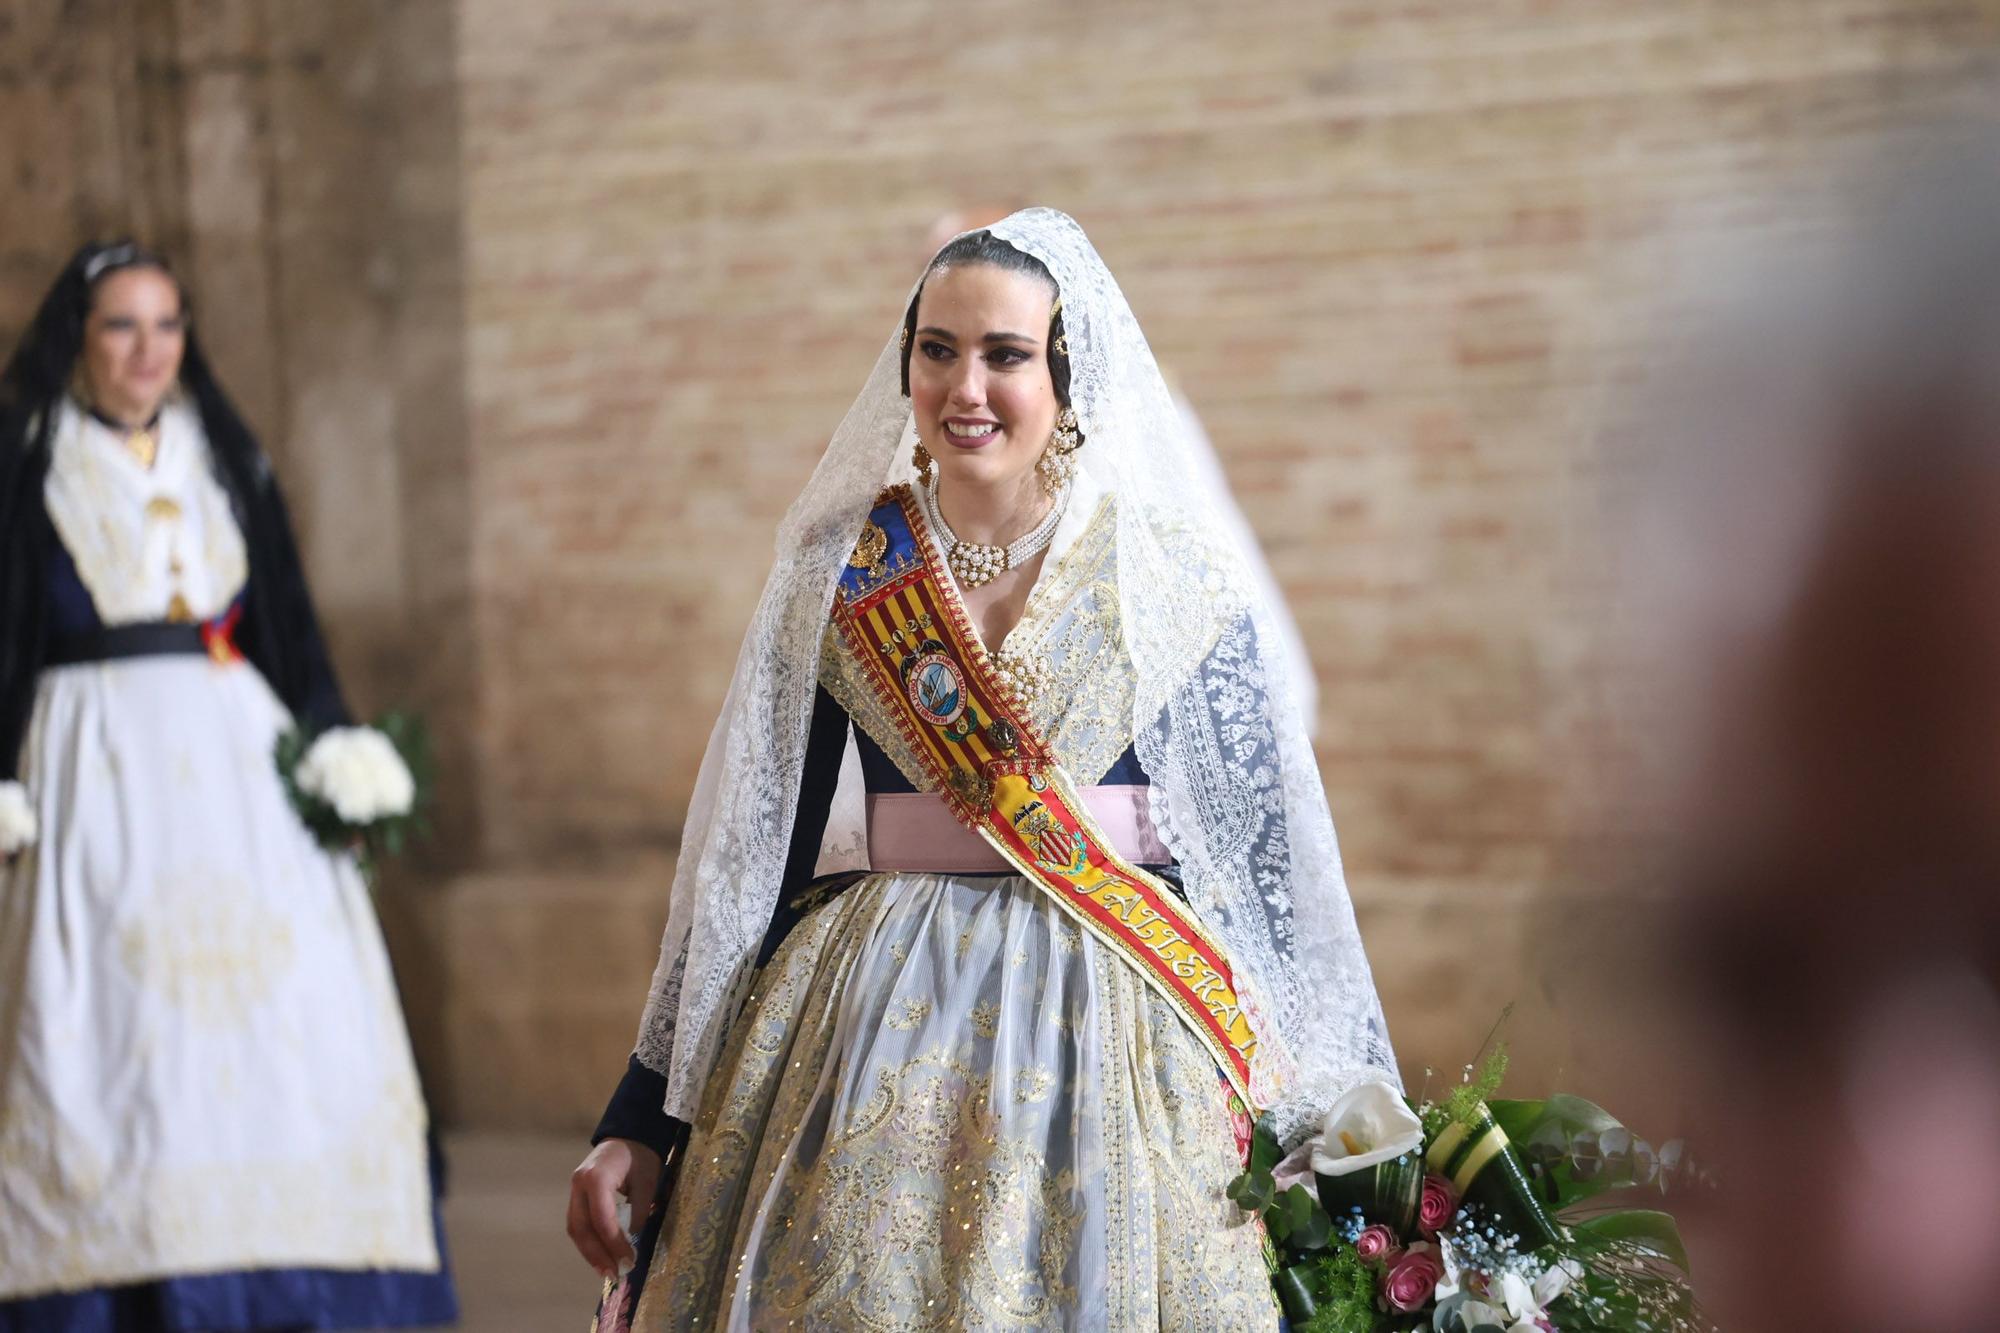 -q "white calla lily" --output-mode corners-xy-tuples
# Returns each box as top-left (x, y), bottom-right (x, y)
(1306, 1079), (1424, 1177)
